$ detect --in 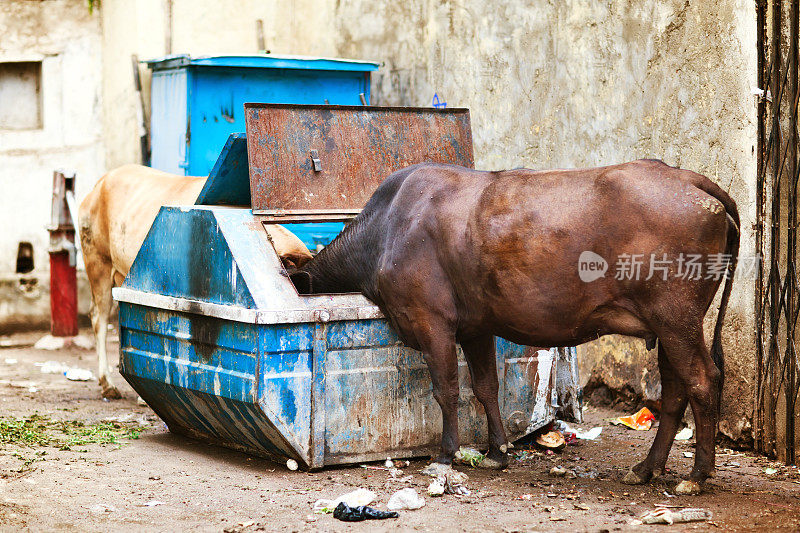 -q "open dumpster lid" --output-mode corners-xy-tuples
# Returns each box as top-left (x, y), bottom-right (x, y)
(195, 133), (250, 206)
(244, 104), (474, 213)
